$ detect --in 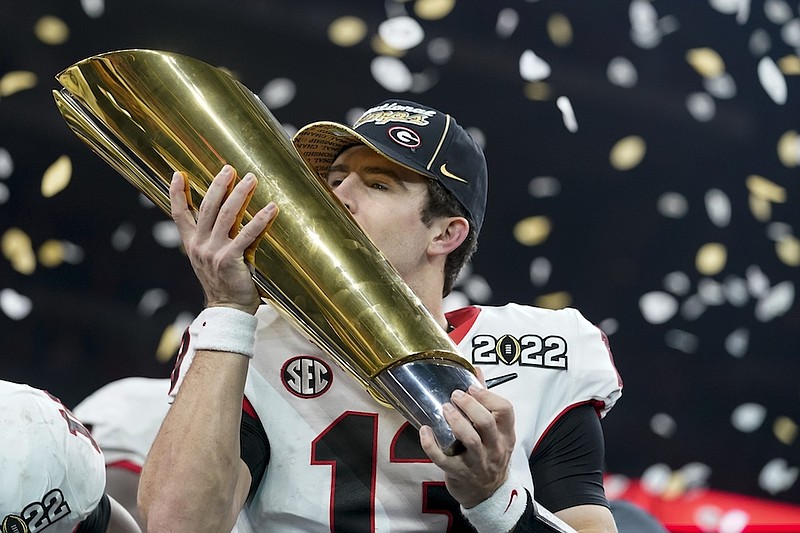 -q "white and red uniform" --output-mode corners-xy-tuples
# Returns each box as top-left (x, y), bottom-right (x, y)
(0, 380), (106, 533)
(72, 376), (172, 474)
(172, 302), (622, 532)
